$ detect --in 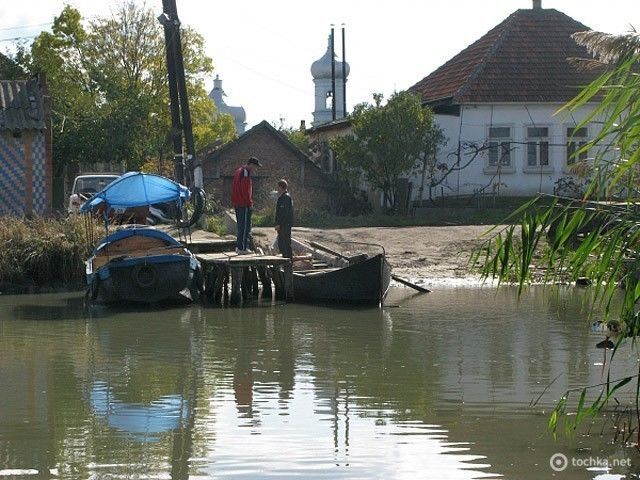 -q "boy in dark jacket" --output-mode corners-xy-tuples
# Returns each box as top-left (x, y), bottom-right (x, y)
(274, 179), (293, 258)
(232, 156), (262, 253)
